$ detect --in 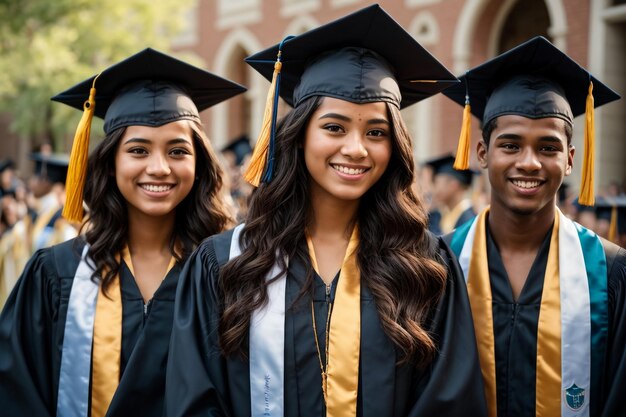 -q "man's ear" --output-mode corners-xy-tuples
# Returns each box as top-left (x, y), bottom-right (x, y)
(565, 144), (575, 176)
(477, 140), (488, 169)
